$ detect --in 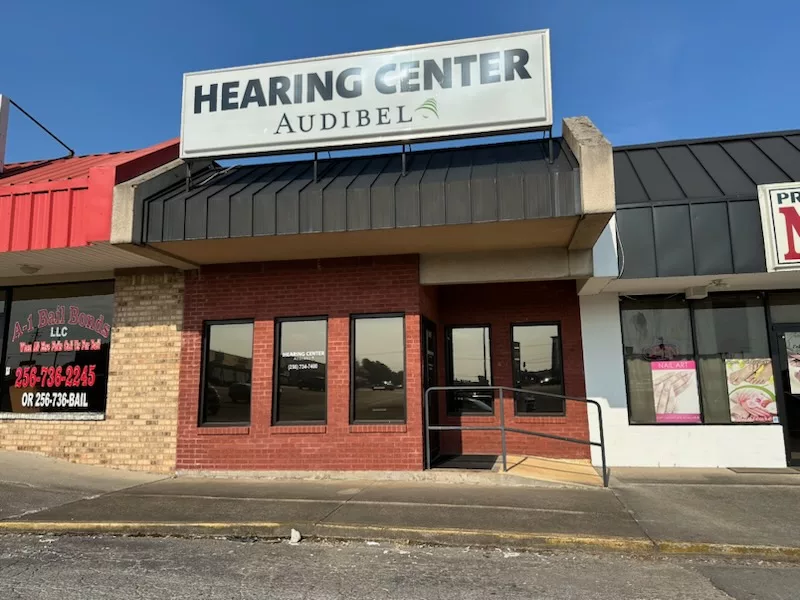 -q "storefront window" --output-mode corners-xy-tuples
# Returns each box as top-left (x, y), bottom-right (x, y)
(274, 318), (327, 424)
(620, 297), (697, 424)
(512, 323), (565, 415)
(200, 321), (253, 425)
(351, 315), (405, 422)
(768, 292), (800, 324)
(621, 294), (777, 425)
(446, 326), (493, 414)
(0, 282), (114, 416)
(694, 295), (773, 424)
